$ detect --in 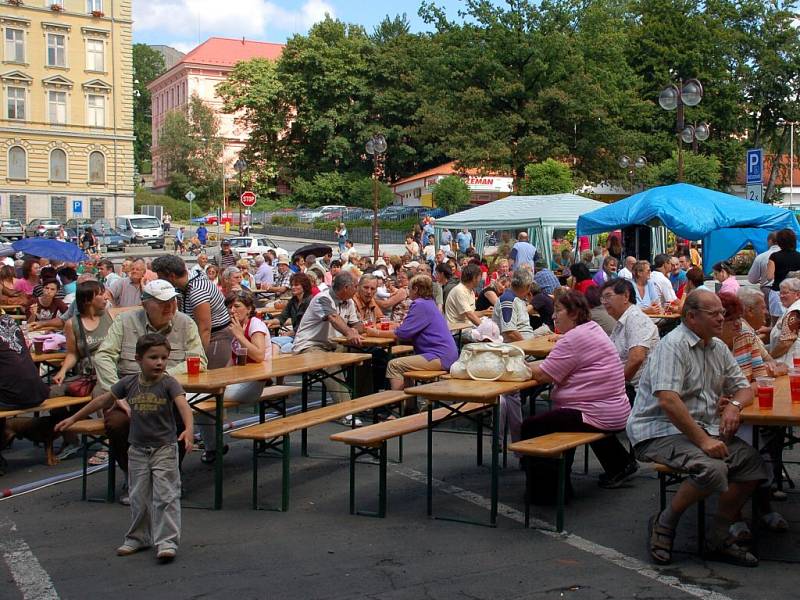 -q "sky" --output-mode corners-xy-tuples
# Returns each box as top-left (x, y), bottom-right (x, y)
(133, 0), (468, 53)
